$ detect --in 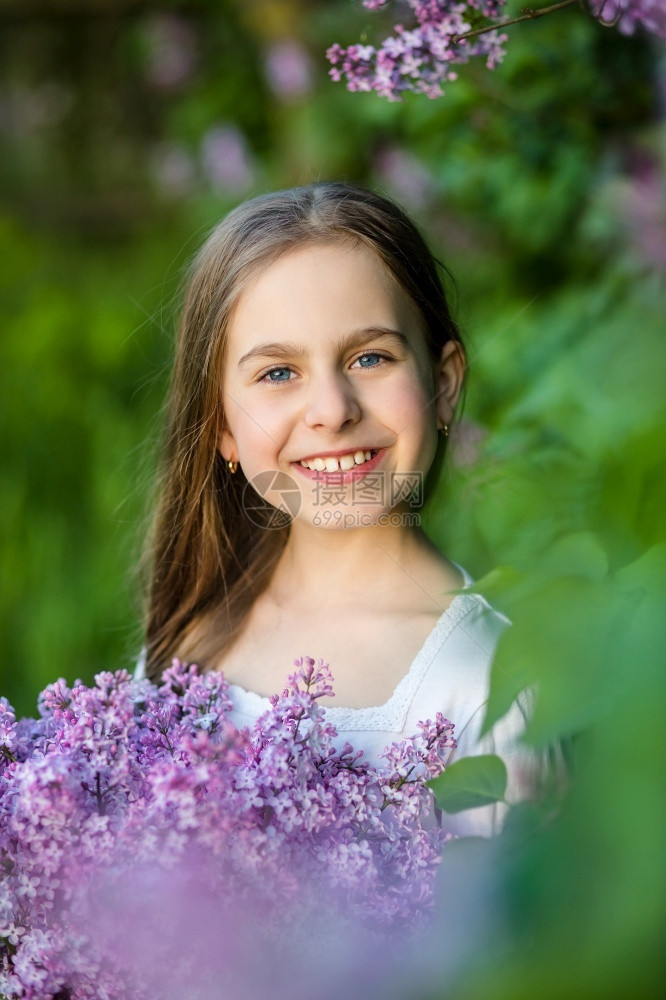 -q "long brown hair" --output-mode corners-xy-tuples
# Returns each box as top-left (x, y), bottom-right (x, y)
(143, 182), (464, 681)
